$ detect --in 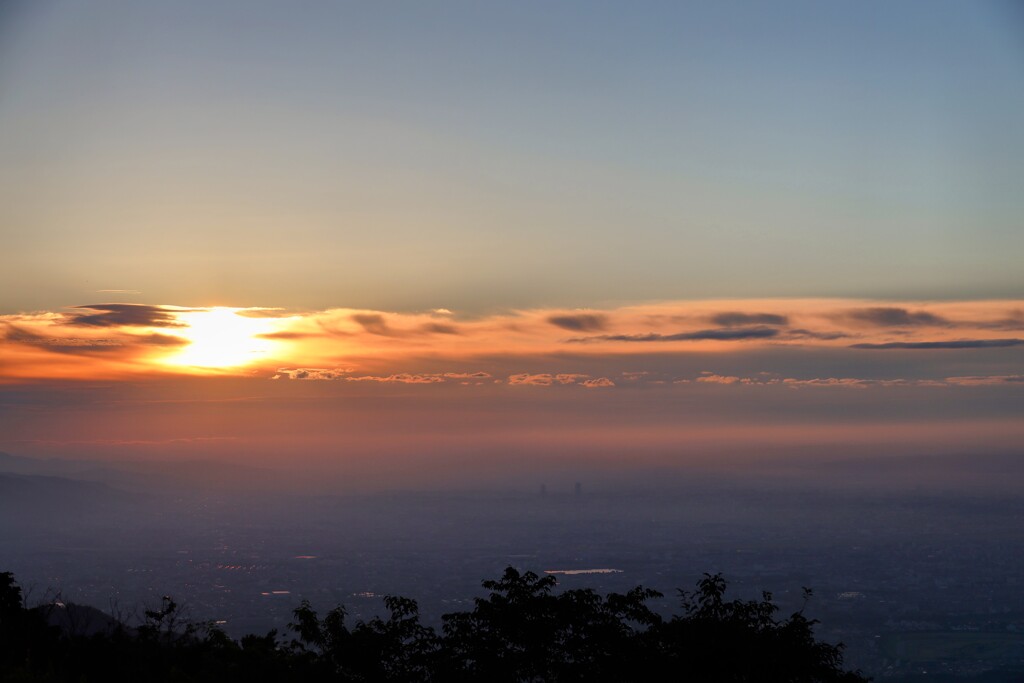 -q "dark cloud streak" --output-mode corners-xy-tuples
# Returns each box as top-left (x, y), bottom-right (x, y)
(1, 323), (122, 353)
(422, 323), (461, 335)
(785, 328), (848, 340)
(351, 313), (397, 336)
(571, 326), (780, 343)
(256, 331), (319, 340)
(845, 307), (949, 327)
(68, 304), (184, 328)
(547, 314), (609, 332)
(710, 312), (788, 327)
(852, 339), (1024, 350)
(132, 333), (188, 347)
